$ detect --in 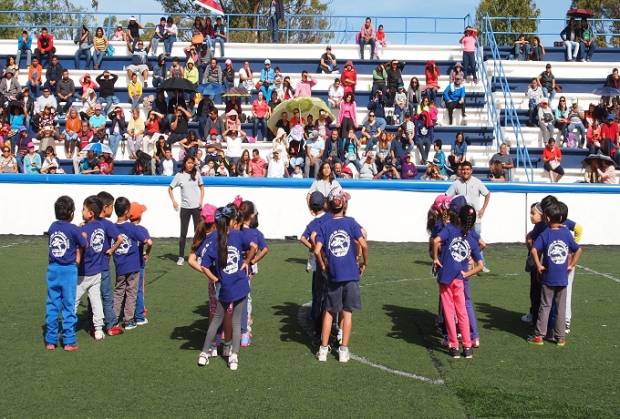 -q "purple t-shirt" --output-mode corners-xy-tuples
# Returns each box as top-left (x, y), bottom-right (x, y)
(113, 221), (149, 276)
(79, 219), (106, 276)
(47, 220), (87, 265)
(100, 218), (120, 272)
(201, 229), (255, 303)
(437, 224), (482, 285)
(134, 224), (151, 269)
(533, 227), (579, 287)
(530, 218), (576, 242)
(301, 212), (332, 241)
(316, 216), (364, 283)
(243, 227), (267, 250)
